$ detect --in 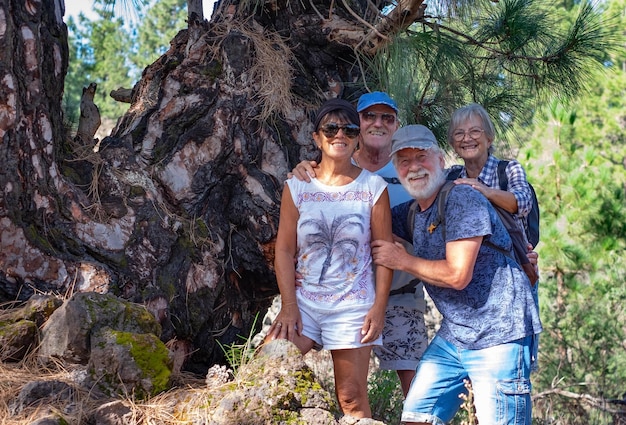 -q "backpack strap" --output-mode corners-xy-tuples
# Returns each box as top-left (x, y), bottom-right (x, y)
(497, 160), (509, 191)
(434, 181), (457, 241)
(406, 200), (419, 235)
(405, 181), (456, 239)
(497, 159), (540, 247)
(446, 167), (462, 181)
